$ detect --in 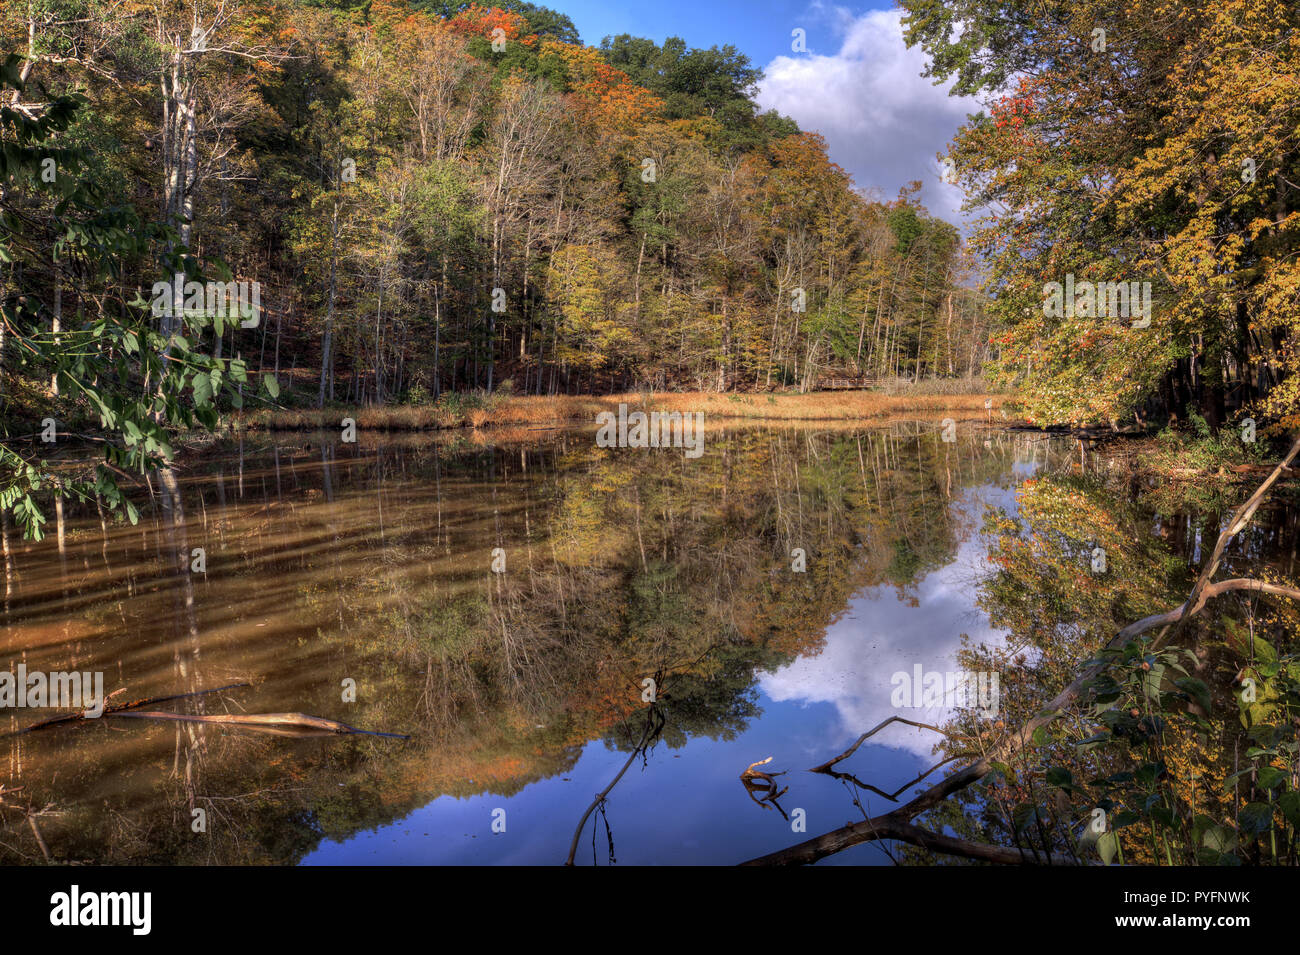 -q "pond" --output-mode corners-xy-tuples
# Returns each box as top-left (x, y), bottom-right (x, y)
(1, 422), (1293, 865)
